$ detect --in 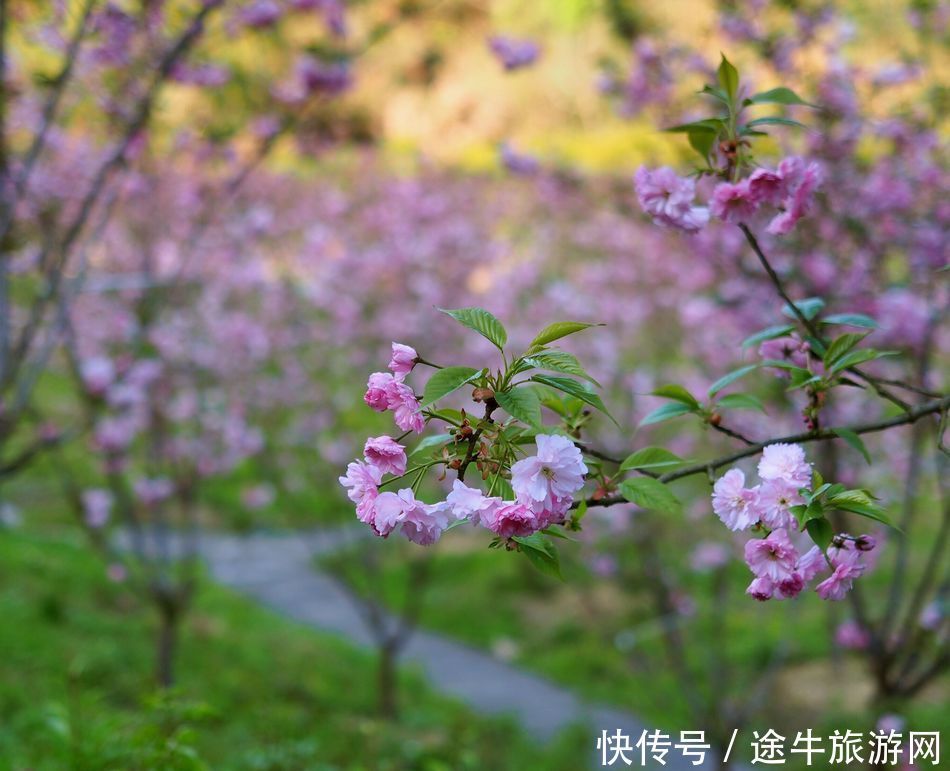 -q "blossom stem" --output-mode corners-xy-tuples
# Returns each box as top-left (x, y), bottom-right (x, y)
(377, 461), (442, 491)
(457, 399), (496, 482)
(577, 395), (950, 509)
(709, 421), (756, 446)
(738, 223), (914, 413)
